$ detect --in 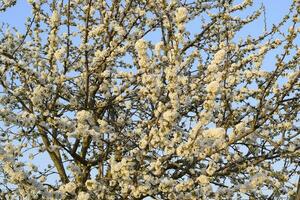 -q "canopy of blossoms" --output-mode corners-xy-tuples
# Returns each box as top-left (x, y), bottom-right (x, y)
(0, 0), (299, 199)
